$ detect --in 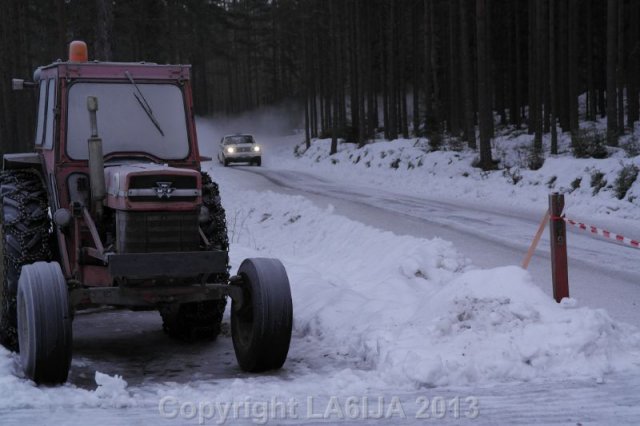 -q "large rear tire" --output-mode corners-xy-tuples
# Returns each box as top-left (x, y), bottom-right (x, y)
(231, 258), (292, 372)
(17, 261), (72, 384)
(0, 170), (52, 352)
(160, 172), (229, 341)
